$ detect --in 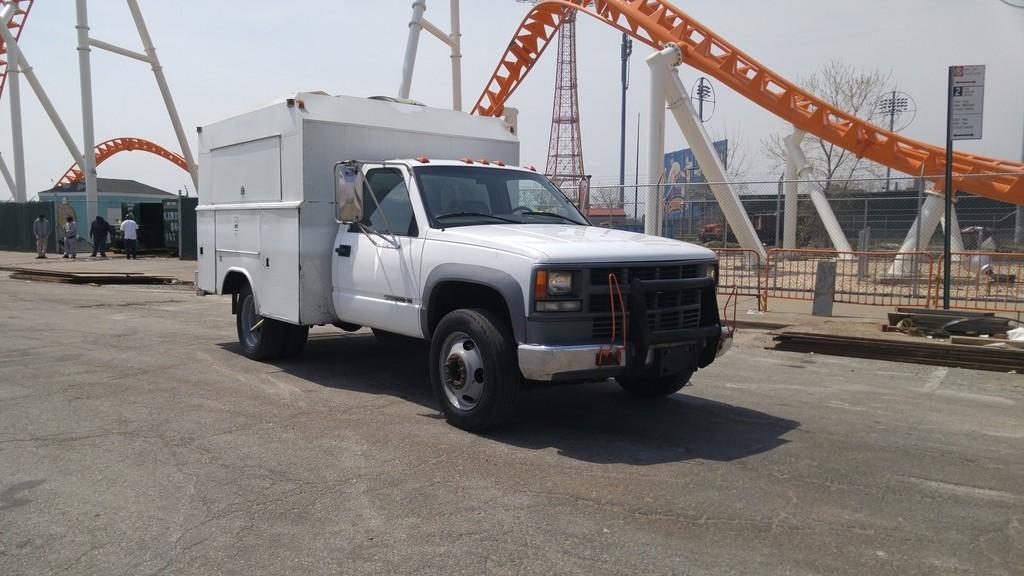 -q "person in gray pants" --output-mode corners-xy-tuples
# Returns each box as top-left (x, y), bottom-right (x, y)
(33, 214), (50, 259)
(62, 216), (77, 259)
